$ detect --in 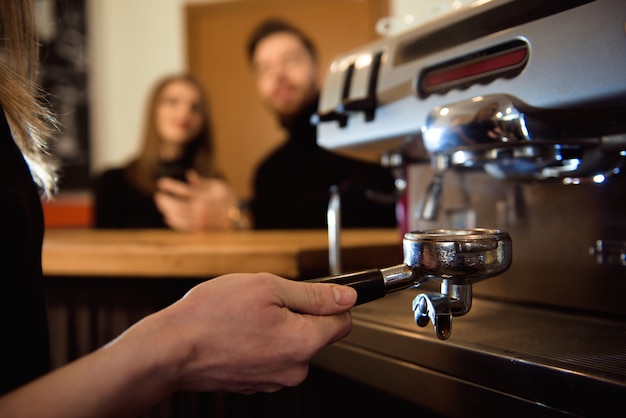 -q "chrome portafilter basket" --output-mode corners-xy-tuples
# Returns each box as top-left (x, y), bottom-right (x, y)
(310, 228), (512, 340)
